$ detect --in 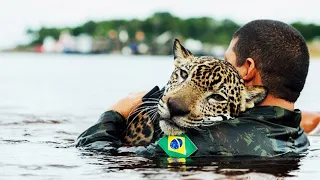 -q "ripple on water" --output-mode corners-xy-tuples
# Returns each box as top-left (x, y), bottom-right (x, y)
(19, 165), (43, 171)
(22, 119), (68, 124)
(45, 164), (80, 169)
(0, 118), (70, 126)
(0, 112), (77, 126)
(1, 139), (30, 144)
